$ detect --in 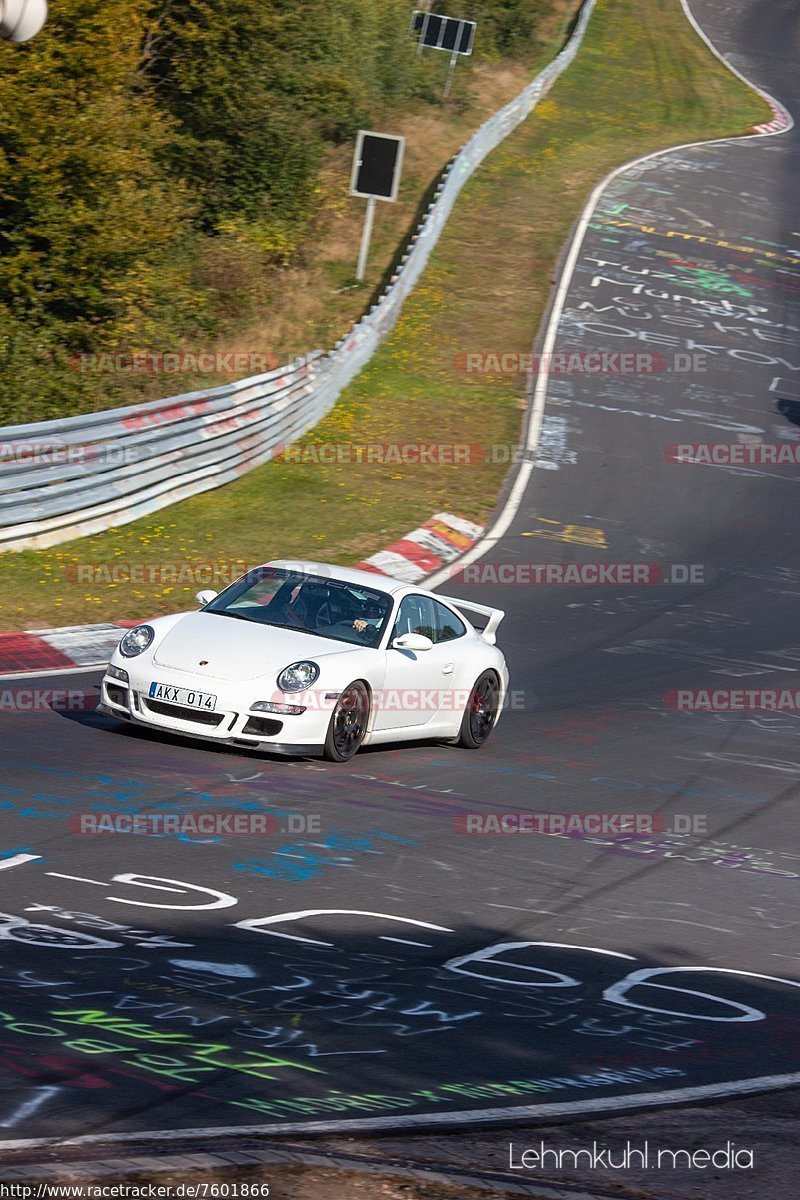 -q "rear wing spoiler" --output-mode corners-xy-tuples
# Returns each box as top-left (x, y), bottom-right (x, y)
(437, 594), (505, 645)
